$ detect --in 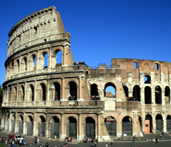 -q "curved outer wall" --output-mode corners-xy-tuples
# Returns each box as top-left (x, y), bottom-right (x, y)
(1, 6), (171, 142)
